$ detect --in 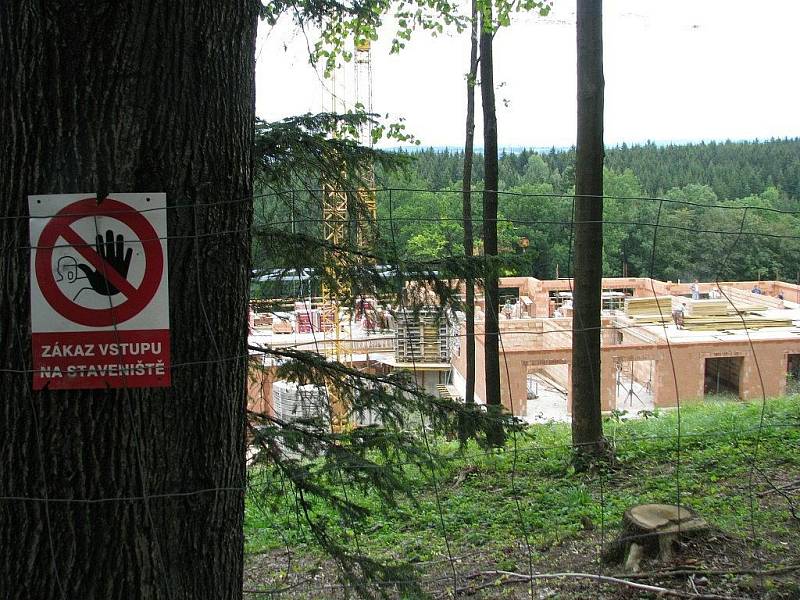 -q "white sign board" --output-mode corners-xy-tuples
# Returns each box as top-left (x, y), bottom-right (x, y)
(29, 193), (170, 389)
